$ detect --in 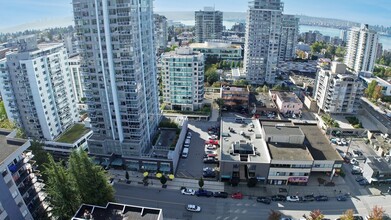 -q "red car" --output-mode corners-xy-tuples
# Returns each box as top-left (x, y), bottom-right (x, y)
(231, 192), (243, 199)
(205, 140), (219, 145)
